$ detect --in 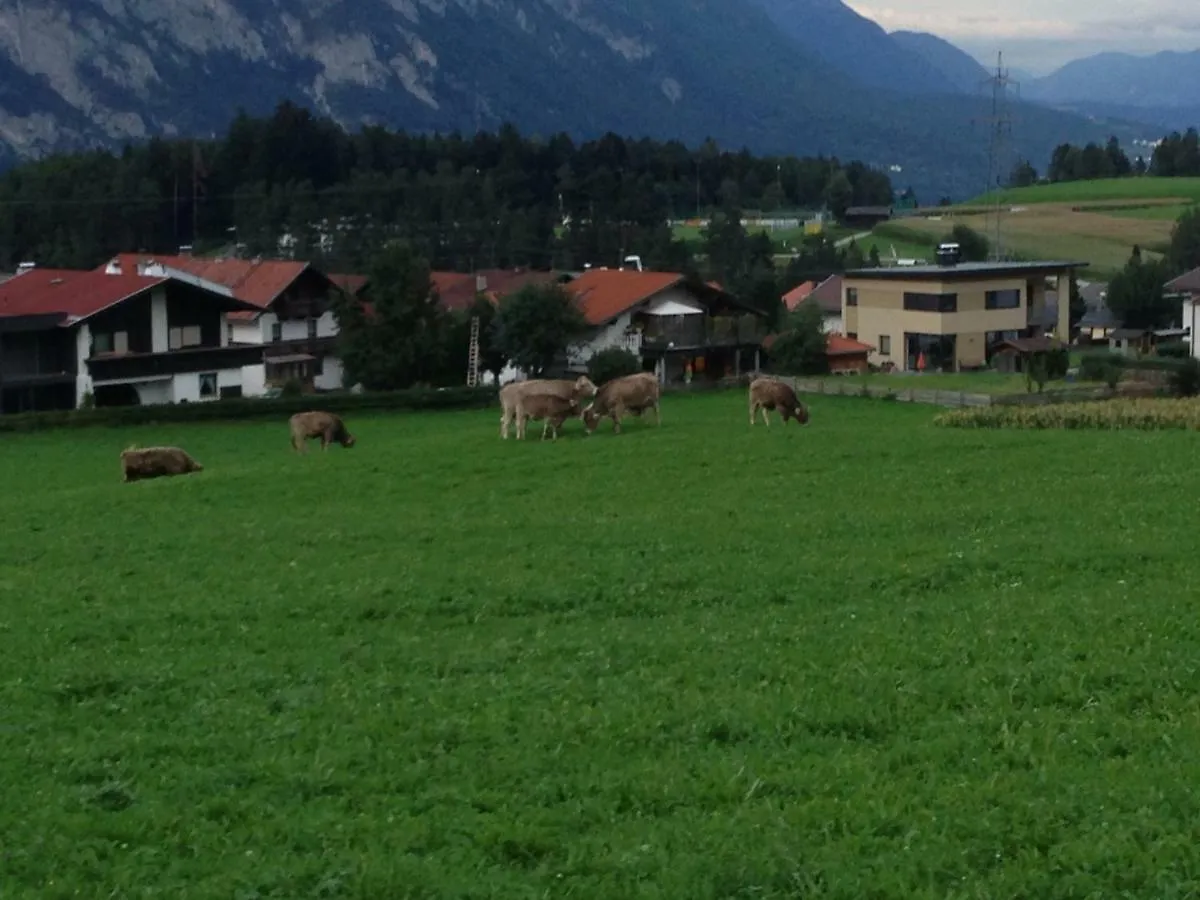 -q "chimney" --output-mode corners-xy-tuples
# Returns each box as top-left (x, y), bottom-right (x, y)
(15, 261), (35, 275)
(178, 244), (193, 256)
(476, 274), (487, 292)
(104, 258), (122, 275)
